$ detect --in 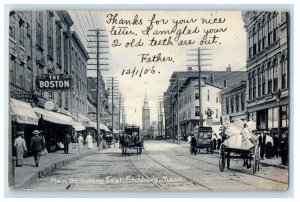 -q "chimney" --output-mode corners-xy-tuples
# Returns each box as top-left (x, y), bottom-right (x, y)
(226, 64), (231, 72)
(187, 67), (193, 71)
